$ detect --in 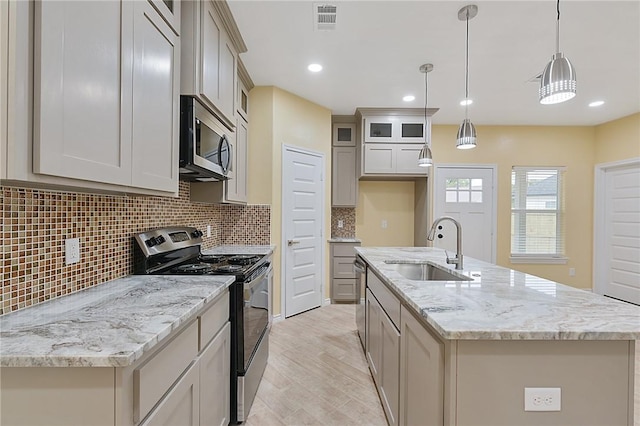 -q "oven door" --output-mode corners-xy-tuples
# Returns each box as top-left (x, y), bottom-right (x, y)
(242, 264), (271, 371)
